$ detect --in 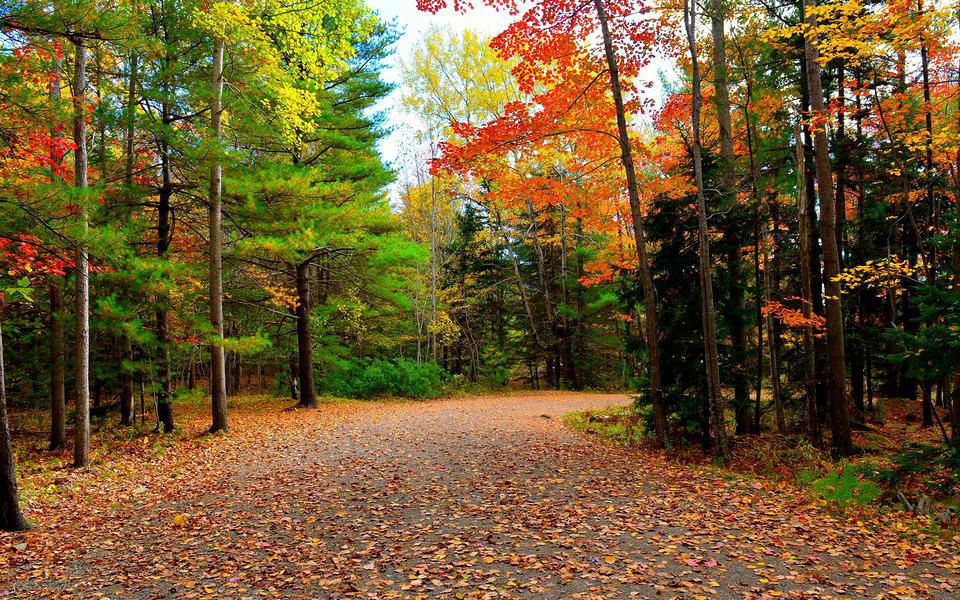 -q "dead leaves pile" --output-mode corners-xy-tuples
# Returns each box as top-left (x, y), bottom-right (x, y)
(2, 392), (959, 598)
